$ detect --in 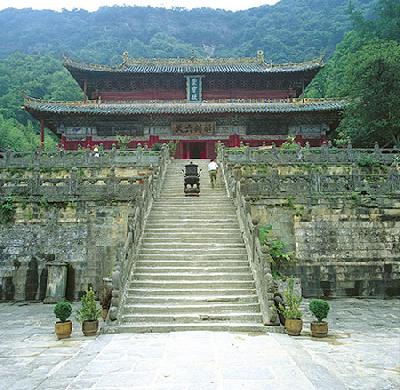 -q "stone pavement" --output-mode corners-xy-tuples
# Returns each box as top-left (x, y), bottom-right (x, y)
(0, 298), (399, 390)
